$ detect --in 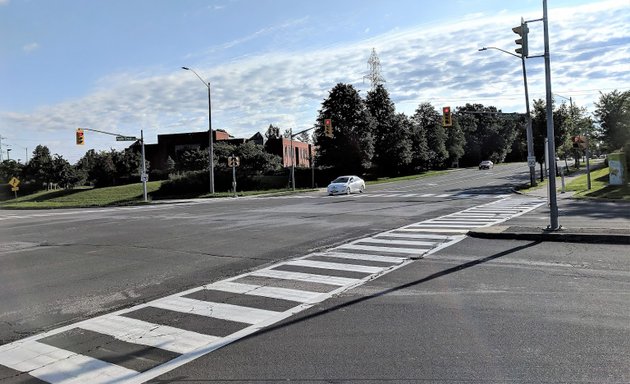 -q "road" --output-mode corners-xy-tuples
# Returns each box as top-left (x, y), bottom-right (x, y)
(2, 162), (627, 383)
(0, 164), (524, 343)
